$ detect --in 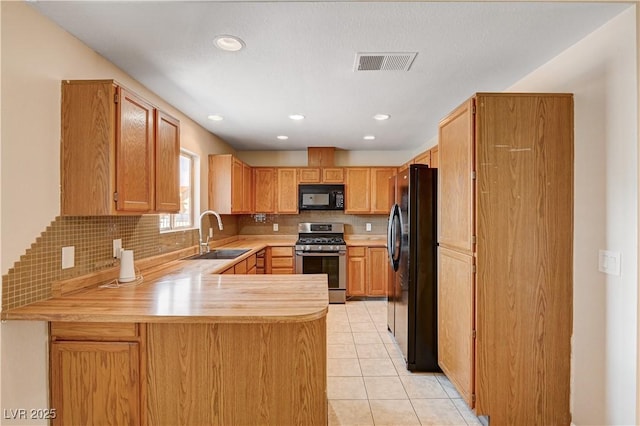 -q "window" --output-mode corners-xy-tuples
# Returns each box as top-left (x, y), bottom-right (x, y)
(159, 151), (196, 231)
